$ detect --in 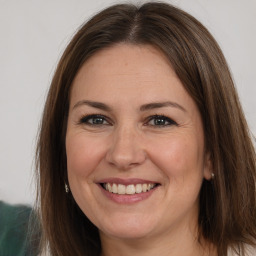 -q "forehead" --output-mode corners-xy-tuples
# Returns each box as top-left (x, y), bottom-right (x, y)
(82, 43), (172, 71)
(69, 43), (193, 110)
(72, 44), (182, 91)
(73, 44), (174, 84)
